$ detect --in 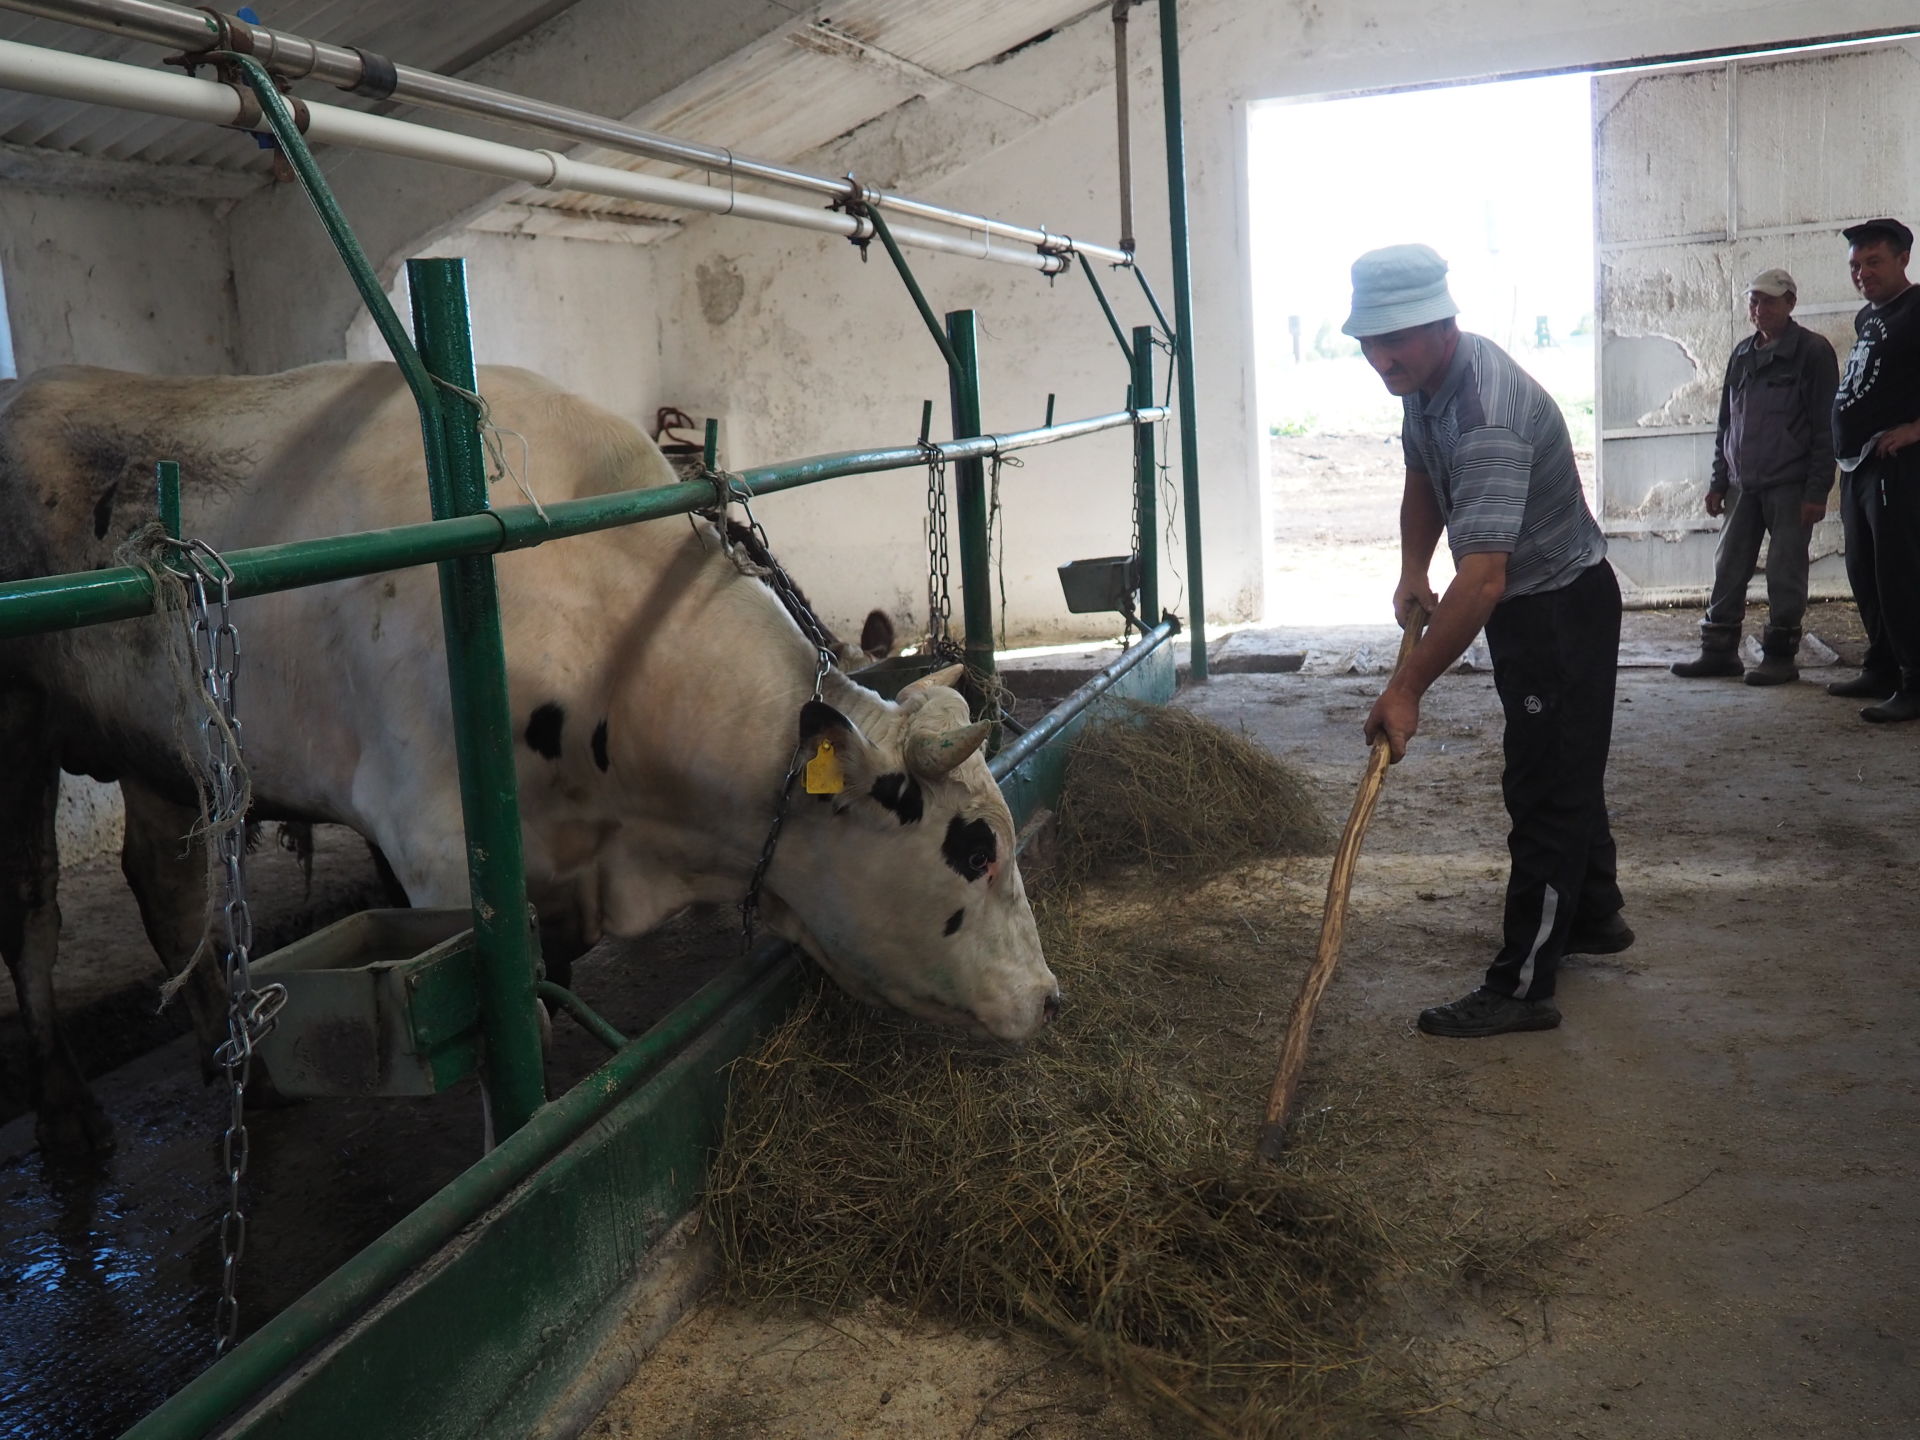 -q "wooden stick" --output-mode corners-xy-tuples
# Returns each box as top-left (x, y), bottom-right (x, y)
(1255, 603), (1427, 1161)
